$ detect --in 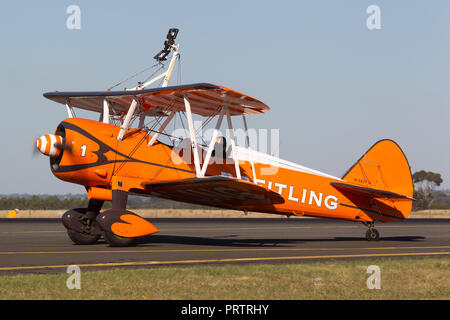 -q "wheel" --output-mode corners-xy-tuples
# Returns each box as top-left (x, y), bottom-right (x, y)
(67, 229), (101, 245)
(63, 208), (102, 245)
(366, 228), (380, 241)
(102, 231), (136, 247)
